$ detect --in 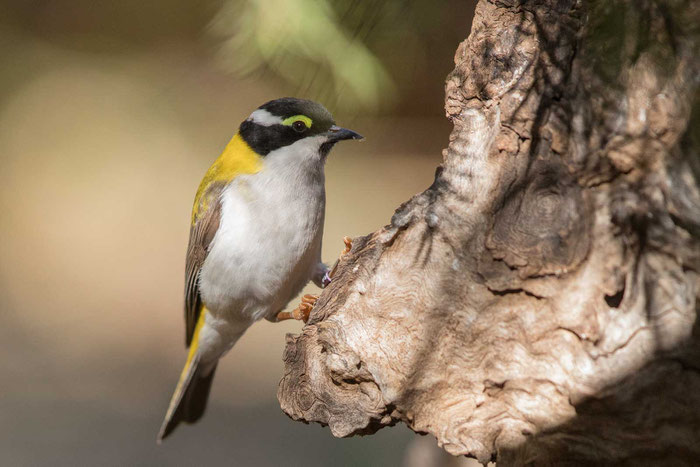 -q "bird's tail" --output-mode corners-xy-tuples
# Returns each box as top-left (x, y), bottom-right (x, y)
(157, 311), (217, 443)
